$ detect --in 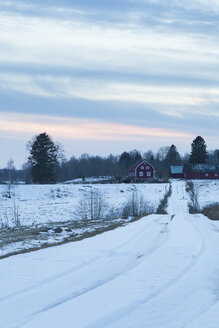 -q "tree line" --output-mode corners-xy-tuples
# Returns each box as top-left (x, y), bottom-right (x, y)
(0, 133), (218, 184)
